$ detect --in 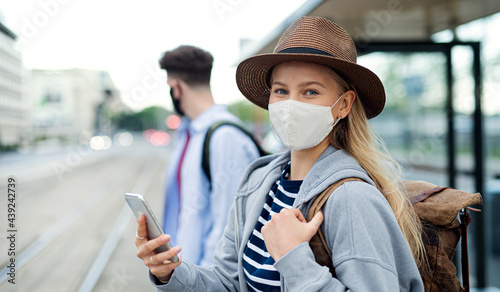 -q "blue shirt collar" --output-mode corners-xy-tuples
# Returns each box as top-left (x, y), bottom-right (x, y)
(189, 105), (228, 133)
